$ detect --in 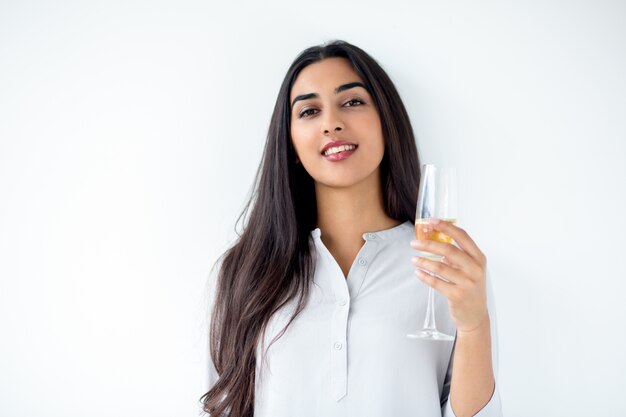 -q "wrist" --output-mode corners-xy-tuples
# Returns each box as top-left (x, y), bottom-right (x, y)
(456, 315), (490, 339)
